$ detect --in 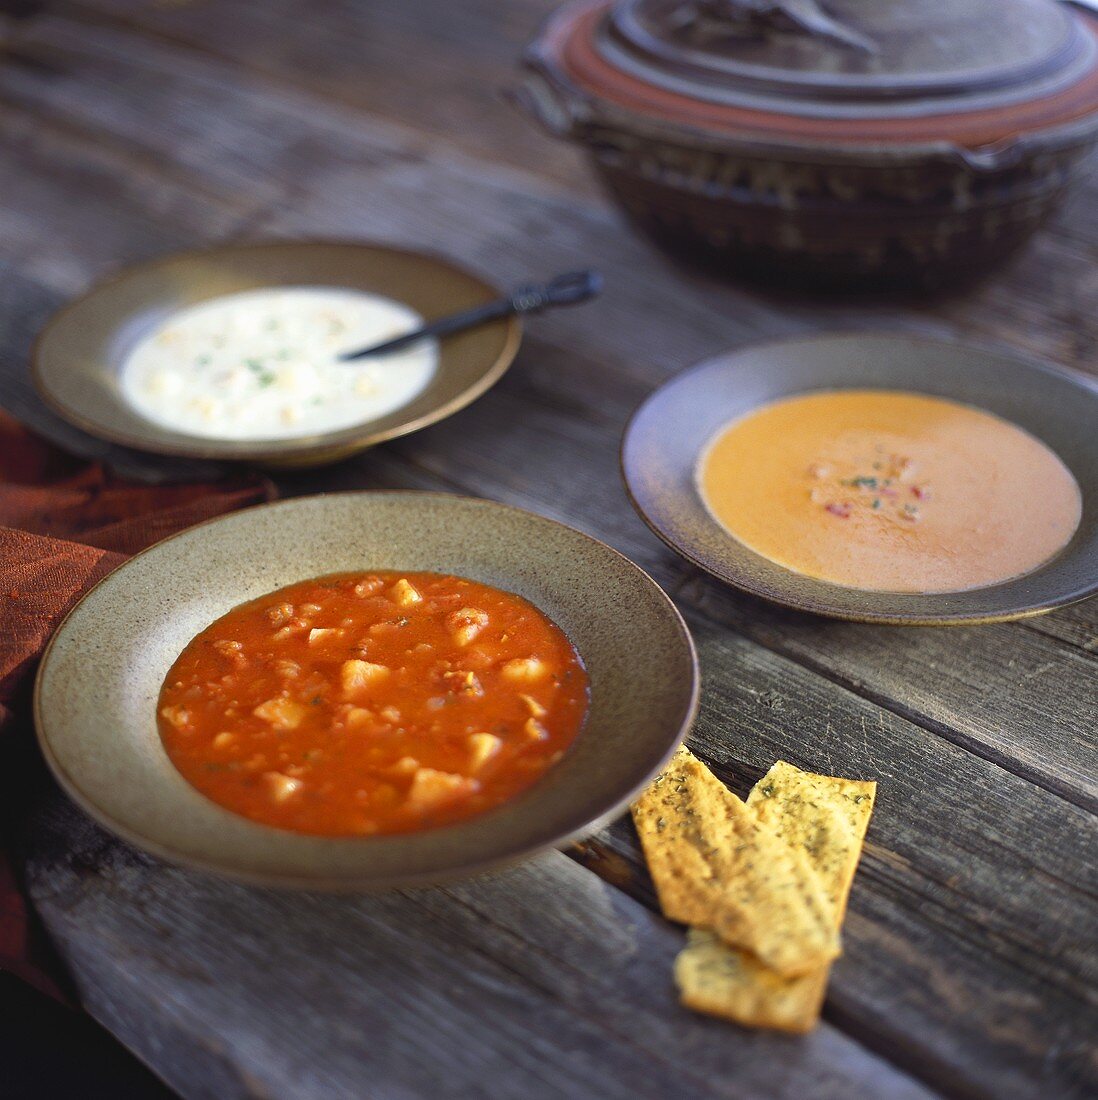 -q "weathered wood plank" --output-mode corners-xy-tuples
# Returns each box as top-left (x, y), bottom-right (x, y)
(49, 0), (596, 196)
(0, 13), (312, 212)
(0, 99), (244, 294)
(1022, 601), (1098, 652)
(20, 795), (933, 1100)
(679, 575), (1098, 813)
(916, 230), (1098, 373)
